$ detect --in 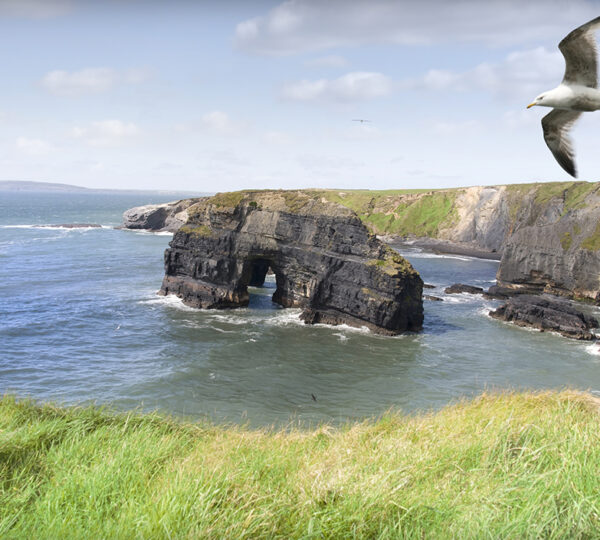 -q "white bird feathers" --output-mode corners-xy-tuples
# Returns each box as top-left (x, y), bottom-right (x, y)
(527, 16), (600, 177)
